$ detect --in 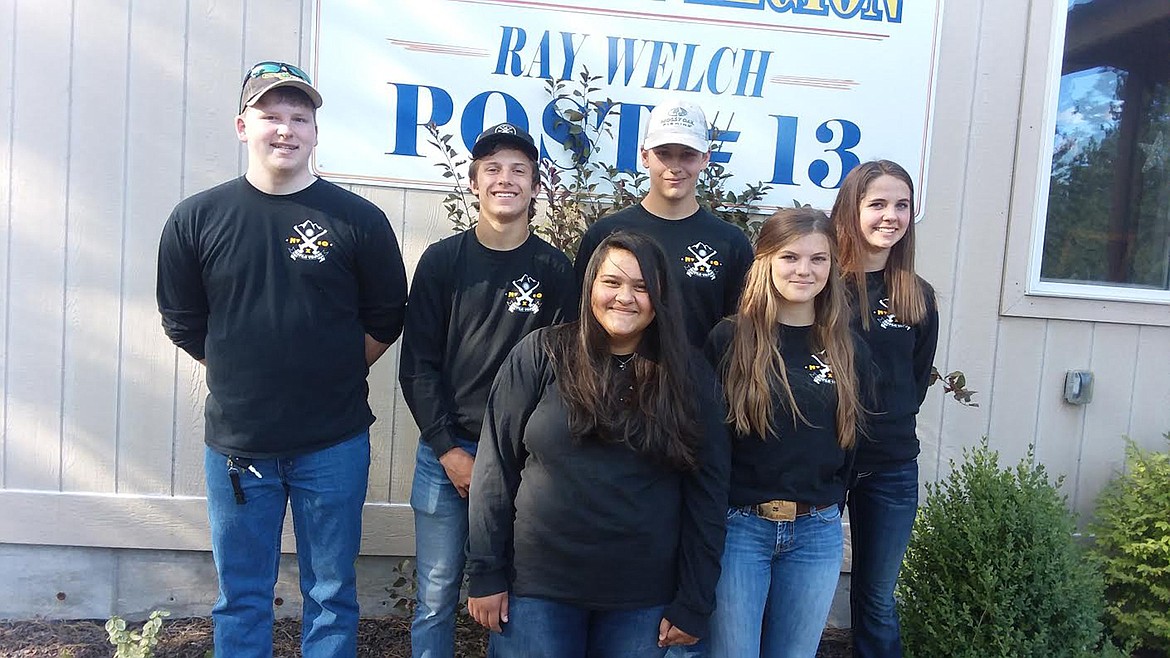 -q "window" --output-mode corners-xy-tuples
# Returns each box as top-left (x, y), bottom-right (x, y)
(1032, 0), (1170, 303)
